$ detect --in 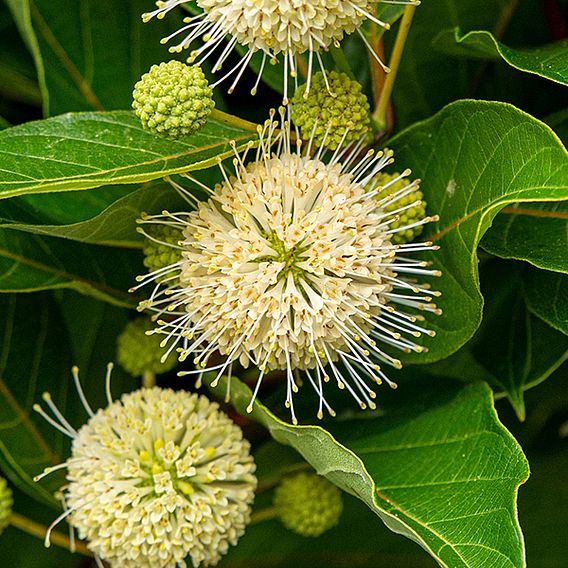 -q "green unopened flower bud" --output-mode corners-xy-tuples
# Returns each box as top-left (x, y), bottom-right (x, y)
(374, 172), (427, 244)
(291, 71), (370, 150)
(0, 477), (13, 534)
(132, 61), (214, 138)
(274, 472), (343, 537)
(117, 318), (177, 377)
(143, 223), (184, 283)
